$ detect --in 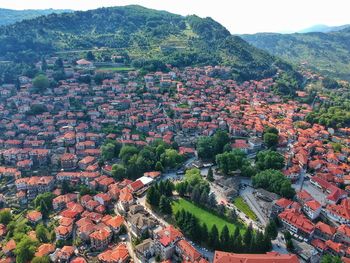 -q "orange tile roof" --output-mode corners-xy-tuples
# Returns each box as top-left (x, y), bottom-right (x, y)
(275, 198), (293, 208)
(119, 187), (133, 202)
(157, 225), (183, 247)
(325, 240), (344, 253)
(213, 251), (300, 263)
(3, 240), (16, 254)
(144, 171), (161, 178)
(304, 200), (321, 211)
(177, 239), (201, 261)
(89, 228), (111, 241)
(326, 199), (350, 220)
(97, 243), (129, 262)
(315, 222), (336, 236)
(279, 209), (314, 234)
(35, 243), (55, 257)
(106, 216), (124, 229)
(311, 239), (326, 250)
(337, 224), (350, 238)
(26, 210), (42, 222)
(70, 257), (87, 263)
